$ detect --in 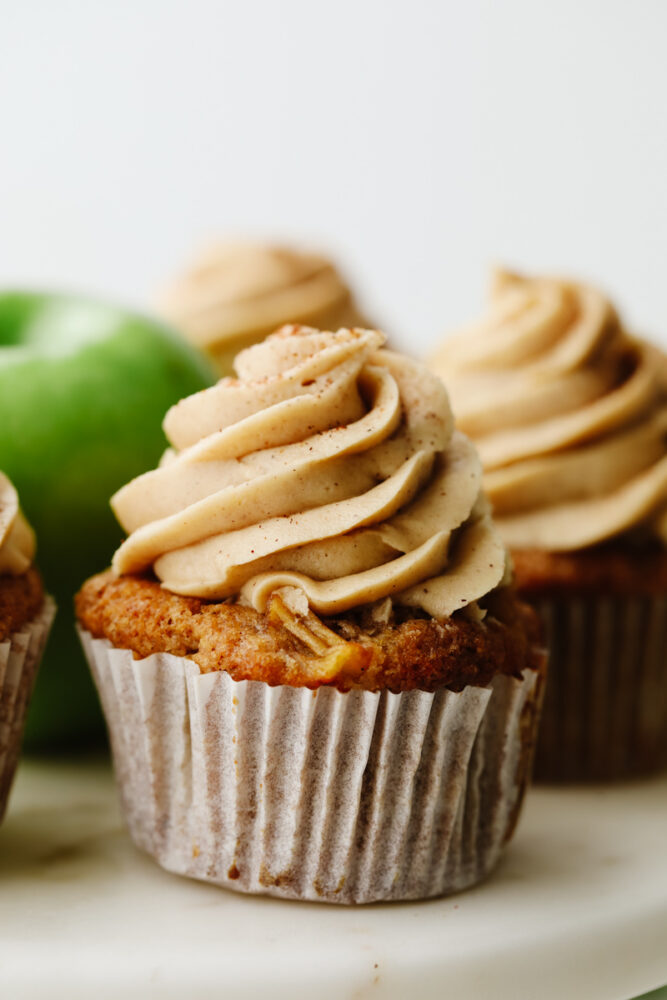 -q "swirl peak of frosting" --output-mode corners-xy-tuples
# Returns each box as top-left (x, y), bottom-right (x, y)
(432, 270), (667, 550)
(160, 243), (366, 370)
(0, 472), (36, 575)
(111, 325), (506, 618)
